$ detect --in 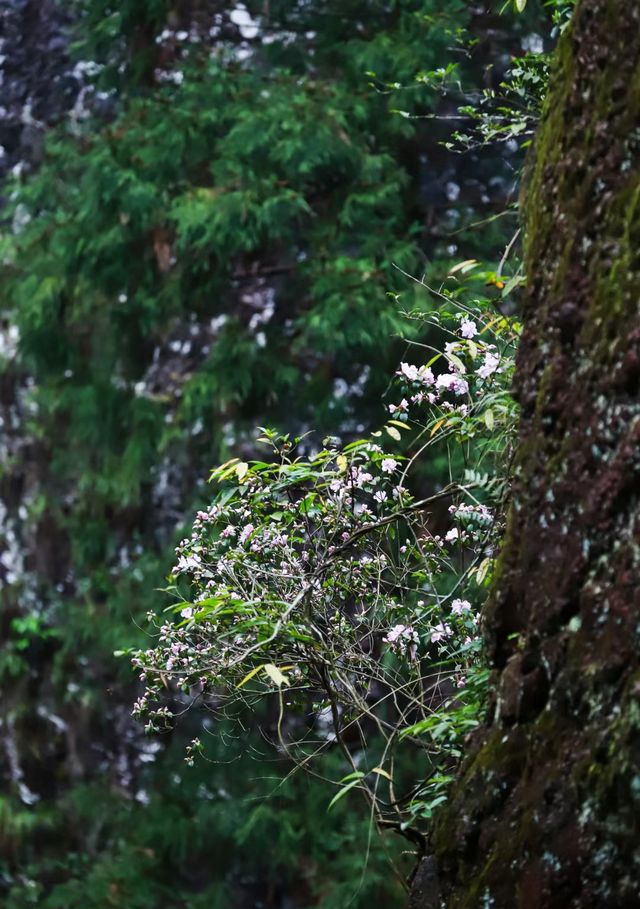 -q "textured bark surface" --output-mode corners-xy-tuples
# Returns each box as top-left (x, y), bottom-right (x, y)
(418, 1), (640, 906)
(0, 0), (78, 178)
